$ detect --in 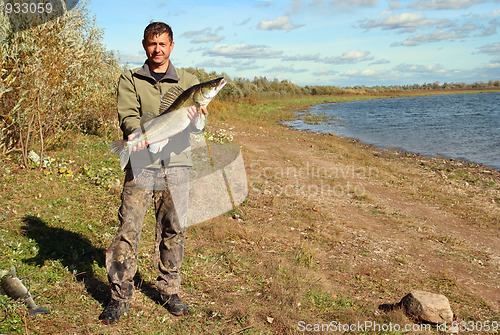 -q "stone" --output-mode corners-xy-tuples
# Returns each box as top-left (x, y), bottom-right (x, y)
(399, 290), (453, 324)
